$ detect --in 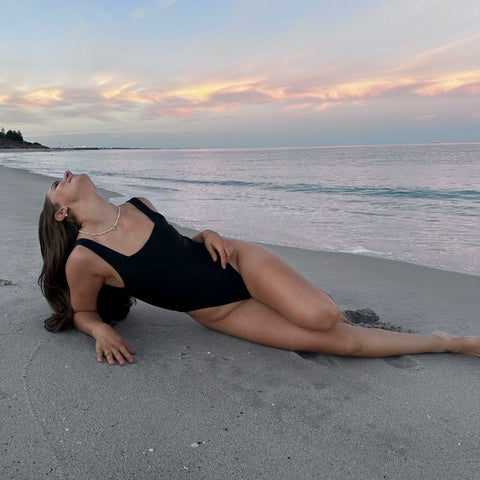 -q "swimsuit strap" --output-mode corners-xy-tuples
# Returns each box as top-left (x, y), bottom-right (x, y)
(74, 237), (126, 263)
(127, 197), (159, 222)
